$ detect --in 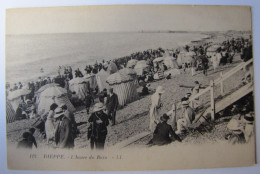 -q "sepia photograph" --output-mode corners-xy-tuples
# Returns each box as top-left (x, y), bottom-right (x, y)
(5, 5), (256, 171)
